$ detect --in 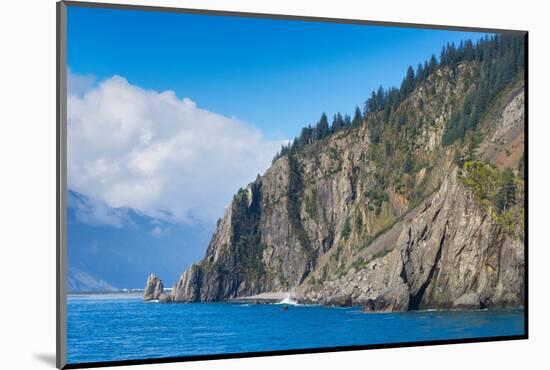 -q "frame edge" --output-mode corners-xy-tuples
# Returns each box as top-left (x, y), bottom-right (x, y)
(57, 1), (68, 369)
(62, 0), (528, 34)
